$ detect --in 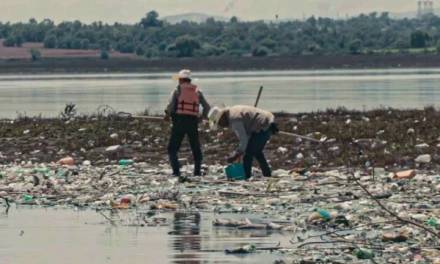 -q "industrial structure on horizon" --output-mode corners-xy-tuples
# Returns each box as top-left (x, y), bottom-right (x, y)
(418, 0), (435, 17)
